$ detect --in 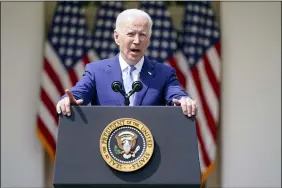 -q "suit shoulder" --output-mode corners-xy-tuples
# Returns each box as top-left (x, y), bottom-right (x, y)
(150, 59), (175, 74)
(85, 56), (115, 69)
